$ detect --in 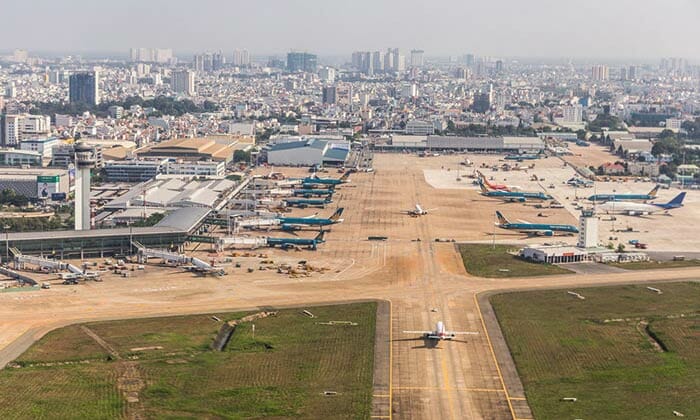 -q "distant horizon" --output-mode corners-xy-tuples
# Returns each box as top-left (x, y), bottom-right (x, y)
(1, 0), (698, 61)
(1, 49), (693, 66)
